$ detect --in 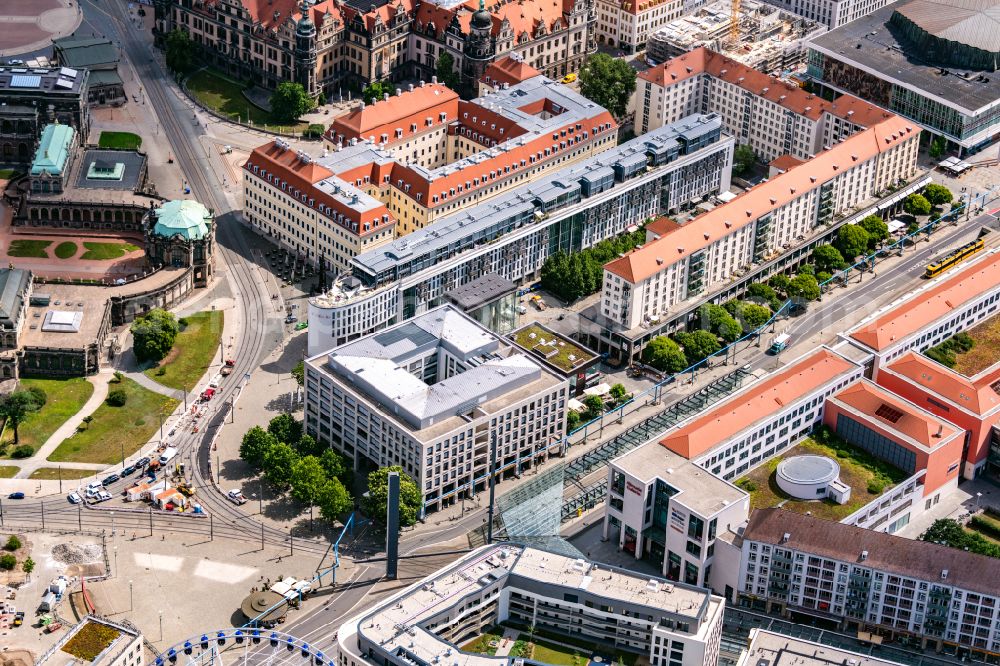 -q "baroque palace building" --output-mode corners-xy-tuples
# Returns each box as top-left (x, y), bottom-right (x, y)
(154, 0), (595, 98)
